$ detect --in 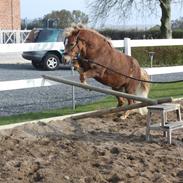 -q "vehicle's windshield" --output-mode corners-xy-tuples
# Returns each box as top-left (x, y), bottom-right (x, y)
(36, 30), (61, 42)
